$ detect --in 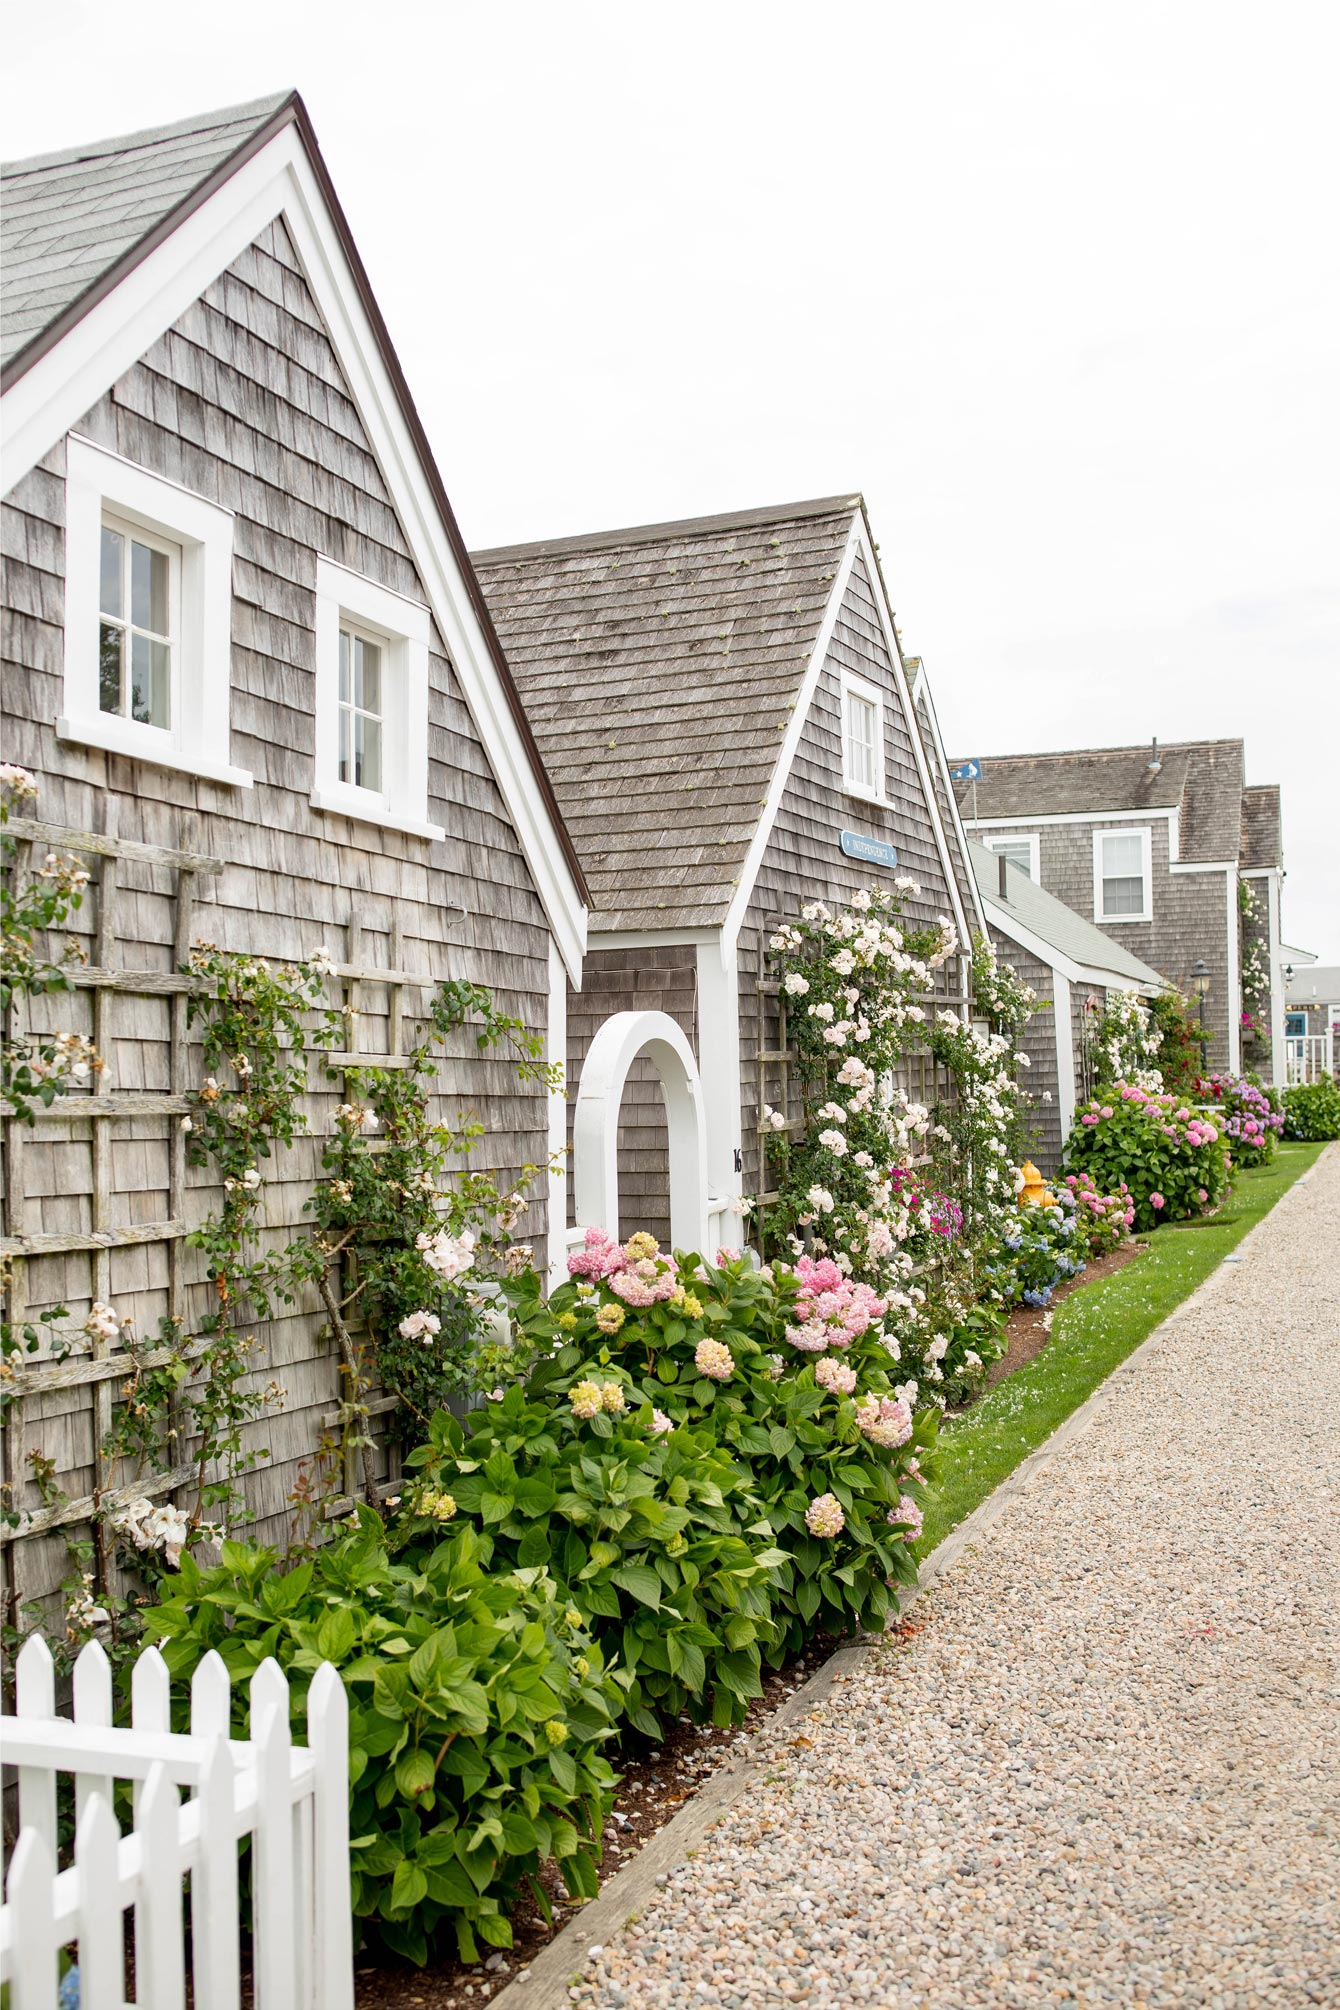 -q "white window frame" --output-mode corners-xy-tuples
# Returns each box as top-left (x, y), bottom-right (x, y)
(839, 669), (886, 804)
(1093, 825), (1153, 924)
(981, 831), (1040, 882)
(311, 555), (442, 840)
(61, 435), (249, 786)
